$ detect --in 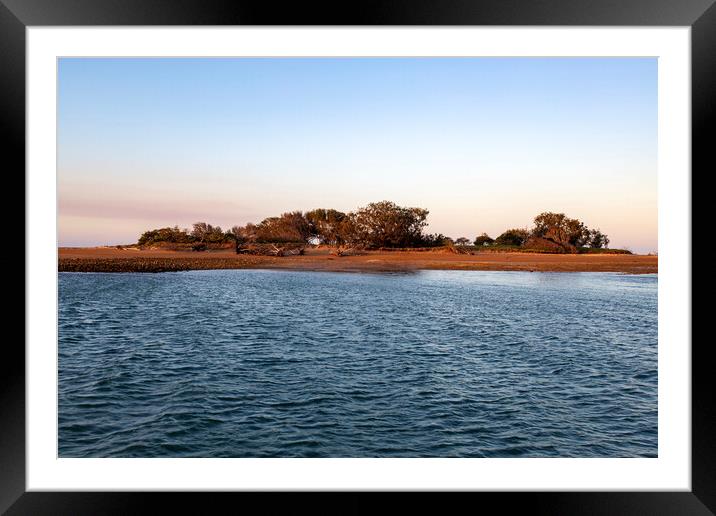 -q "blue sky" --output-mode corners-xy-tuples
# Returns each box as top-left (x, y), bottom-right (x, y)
(58, 57), (657, 252)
